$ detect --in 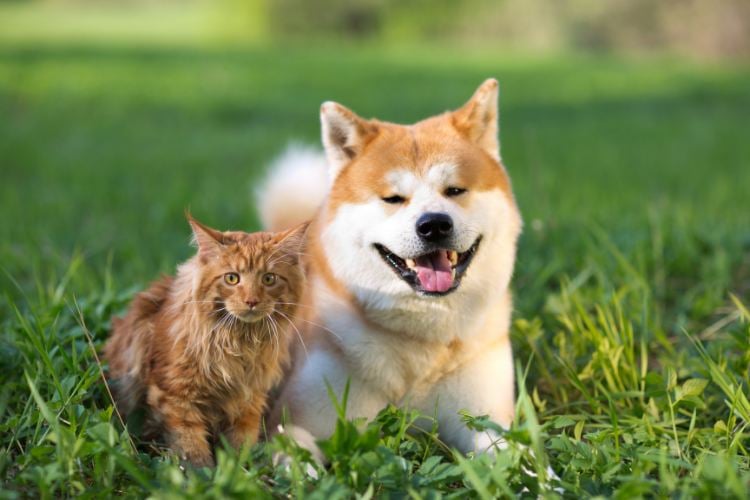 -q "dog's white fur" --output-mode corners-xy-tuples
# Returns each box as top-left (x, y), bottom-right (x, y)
(260, 79), (521, 454)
